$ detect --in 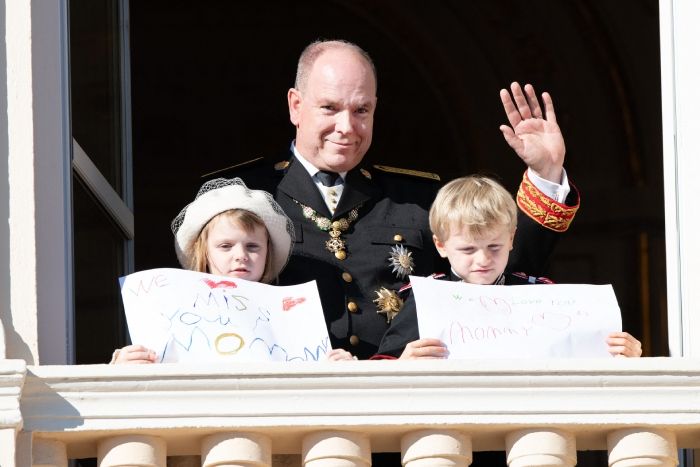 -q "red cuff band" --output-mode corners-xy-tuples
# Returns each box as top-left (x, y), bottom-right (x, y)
(369, 354), (398, 360)
(517, 171), (580, 232)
